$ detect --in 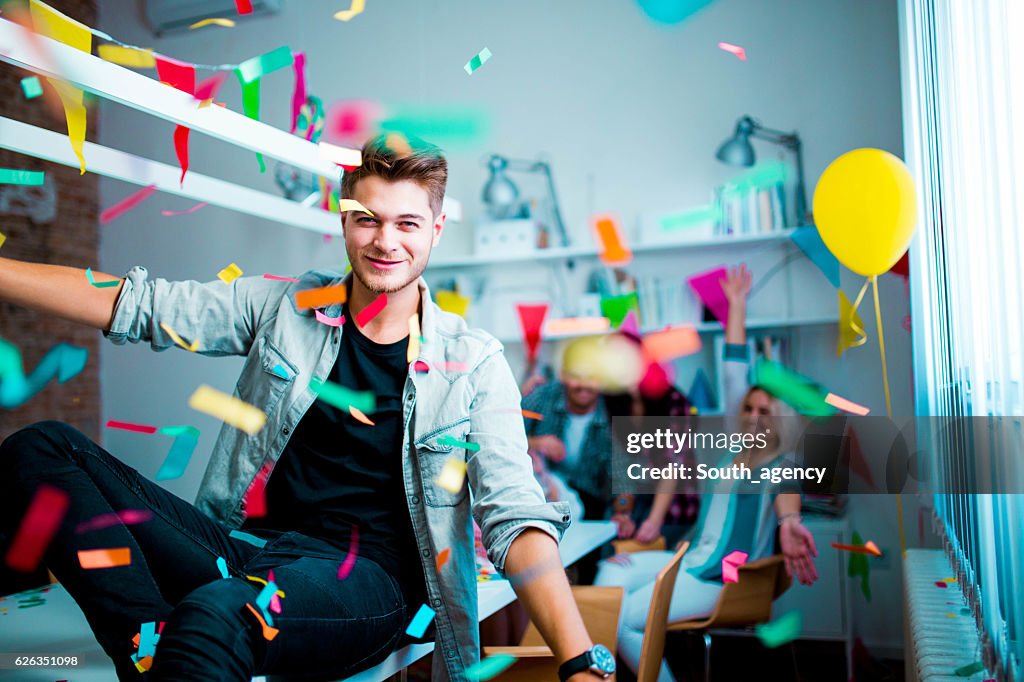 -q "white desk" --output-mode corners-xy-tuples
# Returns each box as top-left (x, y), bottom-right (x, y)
(0, 521), (616, 682)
